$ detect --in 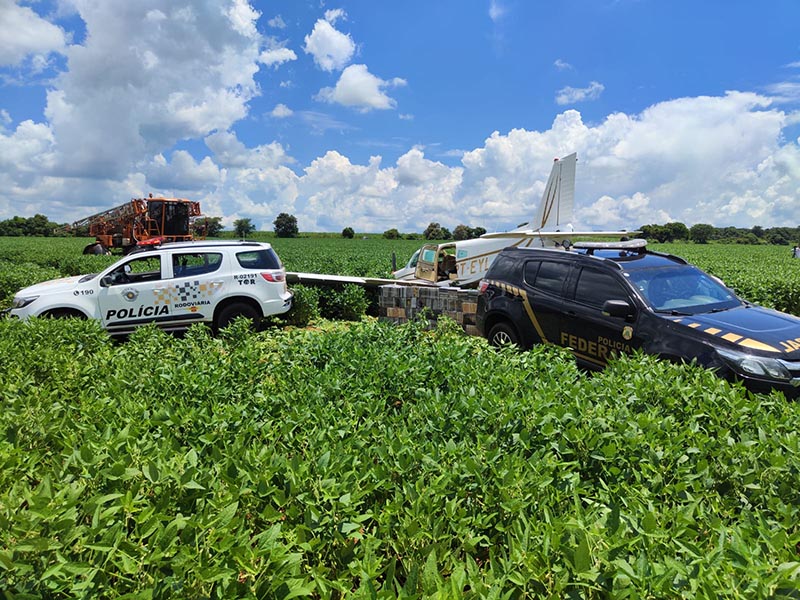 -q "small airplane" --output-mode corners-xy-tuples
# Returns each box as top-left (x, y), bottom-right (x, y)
(391, 152), (637, 288)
